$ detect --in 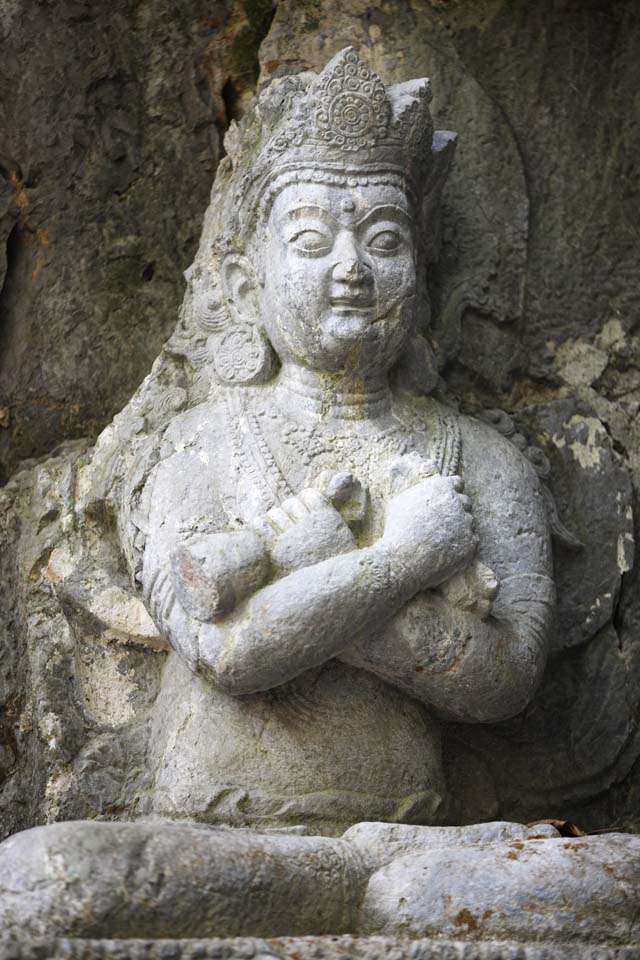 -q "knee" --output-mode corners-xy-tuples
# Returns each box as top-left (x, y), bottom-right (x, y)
(0, 823), (67, 937)
(0, 820), (122, 938)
